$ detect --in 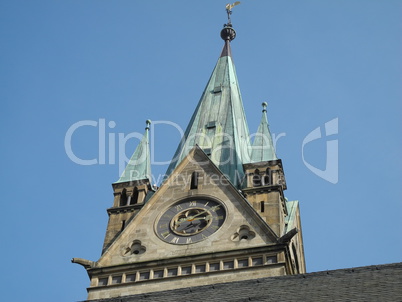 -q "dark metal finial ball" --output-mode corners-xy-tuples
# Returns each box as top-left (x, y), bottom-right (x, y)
(220, 26), (236, 41)
(145, 119), (151, 130)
